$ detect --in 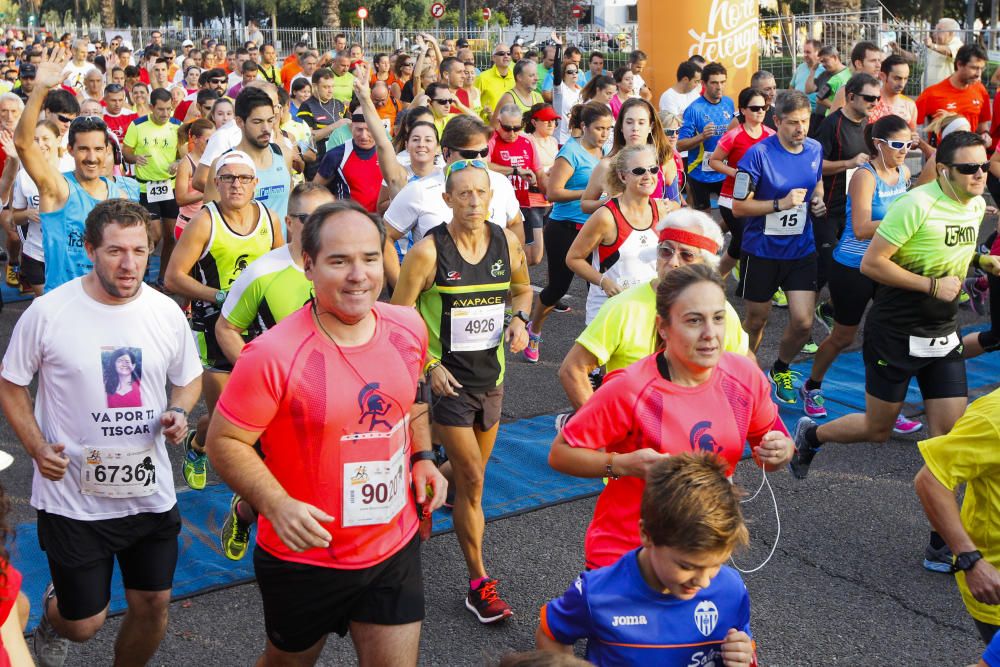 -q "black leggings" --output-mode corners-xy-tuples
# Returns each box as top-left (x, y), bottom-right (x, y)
(814, 215), (845, 292)
(720, 205), (742, 260)
(540, 218), (580, 307)
(976, 272), (1000, 352)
